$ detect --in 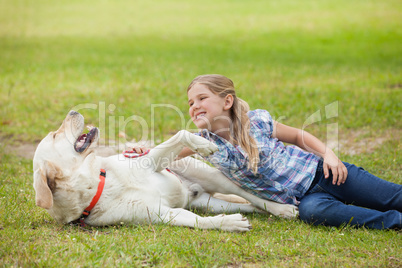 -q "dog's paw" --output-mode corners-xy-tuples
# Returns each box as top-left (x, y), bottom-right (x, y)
(180, 132), (218, 156)
(194, 140), (218, 157)
(217, 213), (252, 232)
(274, 204), (299, 219)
